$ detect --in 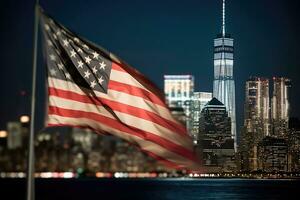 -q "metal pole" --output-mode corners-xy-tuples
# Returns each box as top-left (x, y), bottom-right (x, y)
(27, 1), (39, 200)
